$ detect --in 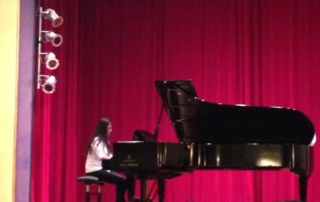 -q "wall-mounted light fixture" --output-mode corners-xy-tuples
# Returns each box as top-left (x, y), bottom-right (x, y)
(41, 52), (59, 70)
(42, 8), (64, 27)
(42, 31), (63, 47)
(40, 75), (57, 94)
(36, 7), (63, 94)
